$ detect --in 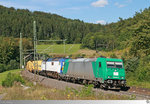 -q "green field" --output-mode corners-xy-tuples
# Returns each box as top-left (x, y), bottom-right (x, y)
(37, 44), (81, 55)
(0, 69), (22, 86)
